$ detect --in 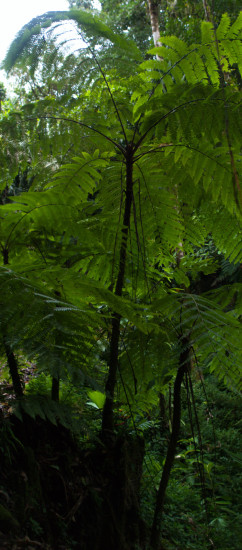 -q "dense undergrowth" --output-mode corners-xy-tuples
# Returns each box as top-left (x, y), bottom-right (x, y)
(140, 375), (242, 550)
(0, 362), (241, 550)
